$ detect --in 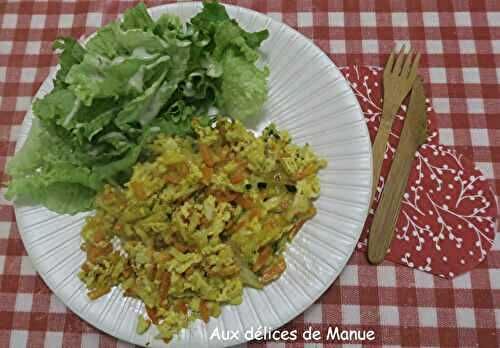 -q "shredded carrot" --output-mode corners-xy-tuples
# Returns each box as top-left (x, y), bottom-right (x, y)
(199, 144), (214, 167)
(146, 264), (157, 281)
(199, 301), (210, 323)
(296, 163), (316, 180)
(159, 271), (171, 303)
(114, 223), (123, 231)
(174, 242), (190, 253)
(92, 230), (106, 243)
(225, 191), (239, 202)
(184, 266), (195, 276)
(252, 246), (272, 272)
(87, 287), (111, 300)
(201, 165), (213, 184)
(249, 208), (260, 220)
(81, 262), (92, 272)
(214, 191), (237, 203)
(230, 166), (246, 184)
(146, 306), (159, 324)
(236, 195), (253, 209)
(163, 173), (179, 184)
(260, 256), (286, 284)
(229, 208), (259, 234)
(177, 301), (188, 315)
(288, 220), (306, 239)
(87, 244), (112, 262)
(177, 163), (189, 176)
(124, 288), (137, 298)
(122, 267), (132, 278)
